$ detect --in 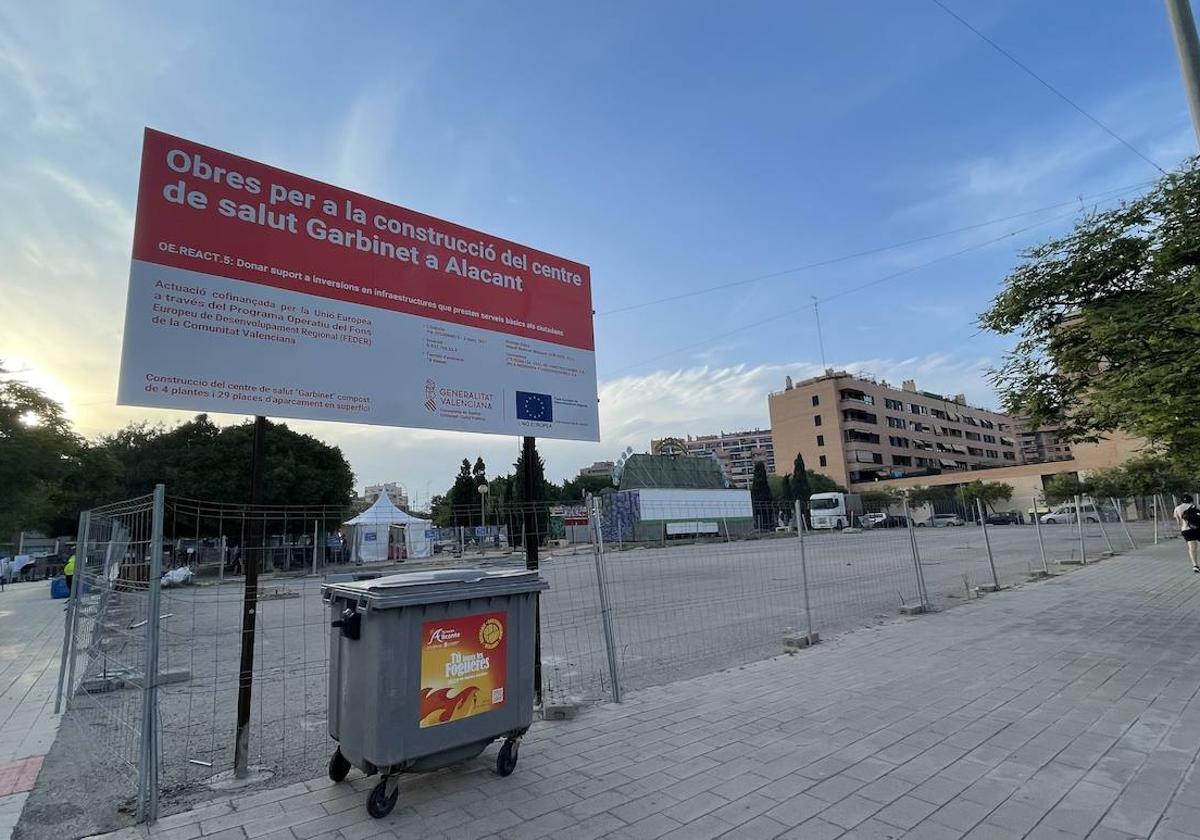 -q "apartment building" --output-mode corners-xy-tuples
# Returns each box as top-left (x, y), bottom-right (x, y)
(1014, 423), (1072, 465)
(577, 461), (616, 480)
(361, 482), (409, 510)
(650, 429), (775, 489)
(768, 371), (1020, 487)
